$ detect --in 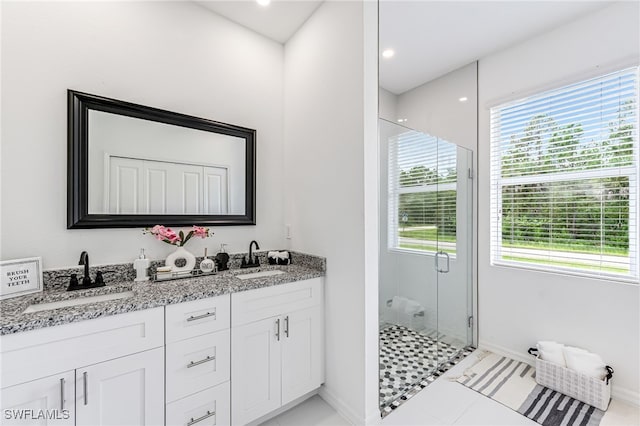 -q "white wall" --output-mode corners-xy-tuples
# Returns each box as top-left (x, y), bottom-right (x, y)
(379, 88), (397, 122)
(478, 2), (640, 401)
(283, 1), (372, 422)
(362, 2), (380, 421)
(1, 1), (285, 267)
(396, 63), (478, 152)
